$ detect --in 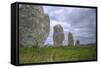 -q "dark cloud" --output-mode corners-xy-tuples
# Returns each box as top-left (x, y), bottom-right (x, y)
(43, 6), (96, 45)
